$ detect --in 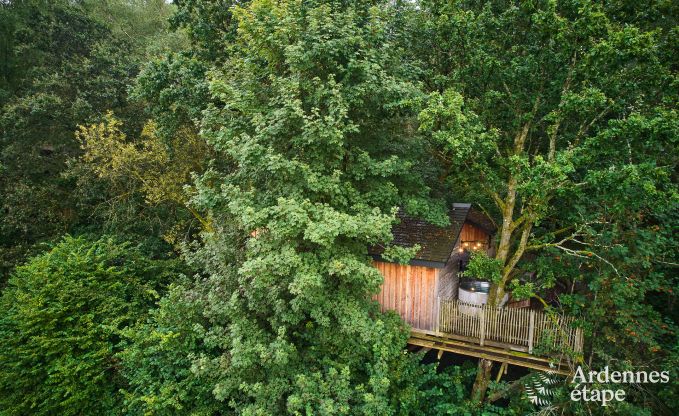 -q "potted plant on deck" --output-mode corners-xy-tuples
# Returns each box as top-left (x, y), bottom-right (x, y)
(458, 251), (508, 313)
